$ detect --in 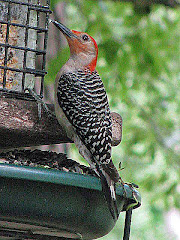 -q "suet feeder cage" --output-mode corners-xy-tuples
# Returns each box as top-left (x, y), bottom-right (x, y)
(0, 0), (50, 98)
(0, 0), (141, 239)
